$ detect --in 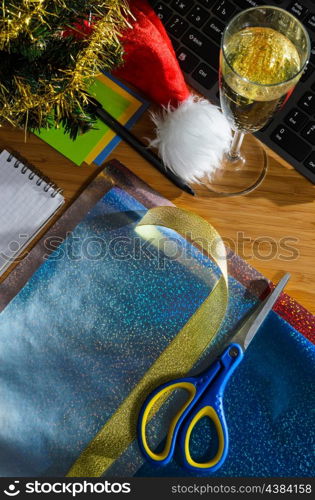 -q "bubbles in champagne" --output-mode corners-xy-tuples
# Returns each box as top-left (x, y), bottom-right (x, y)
(225, 27), (301, 85)
(220, 26), (303, 131)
